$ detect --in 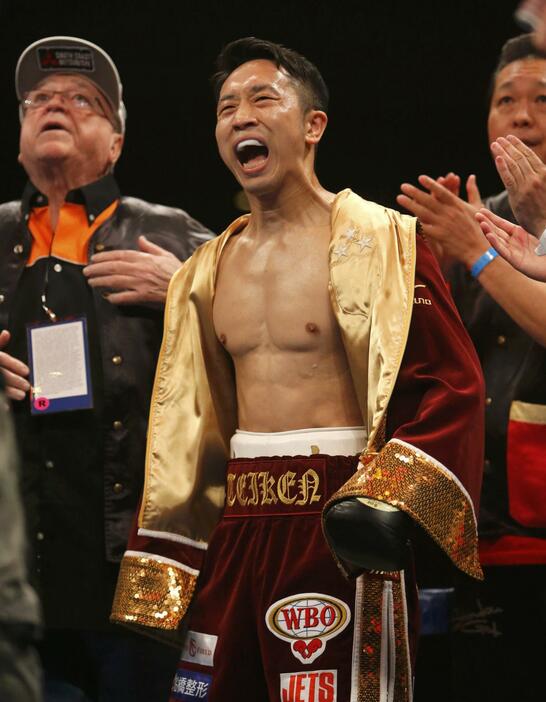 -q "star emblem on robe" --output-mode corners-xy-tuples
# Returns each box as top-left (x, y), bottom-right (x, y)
(343, 225), (359, 242)
(356, 236), (373, 252)
(333, 242), (350, 260)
